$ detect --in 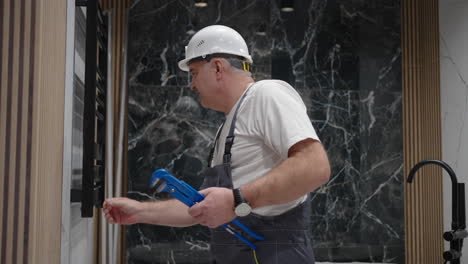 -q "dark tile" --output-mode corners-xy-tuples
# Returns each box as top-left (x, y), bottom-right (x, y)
(126, 0), (403, 262)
